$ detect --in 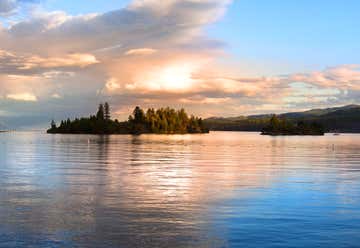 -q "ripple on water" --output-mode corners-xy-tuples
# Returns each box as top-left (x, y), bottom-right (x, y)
(0, 131), (360, 248)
